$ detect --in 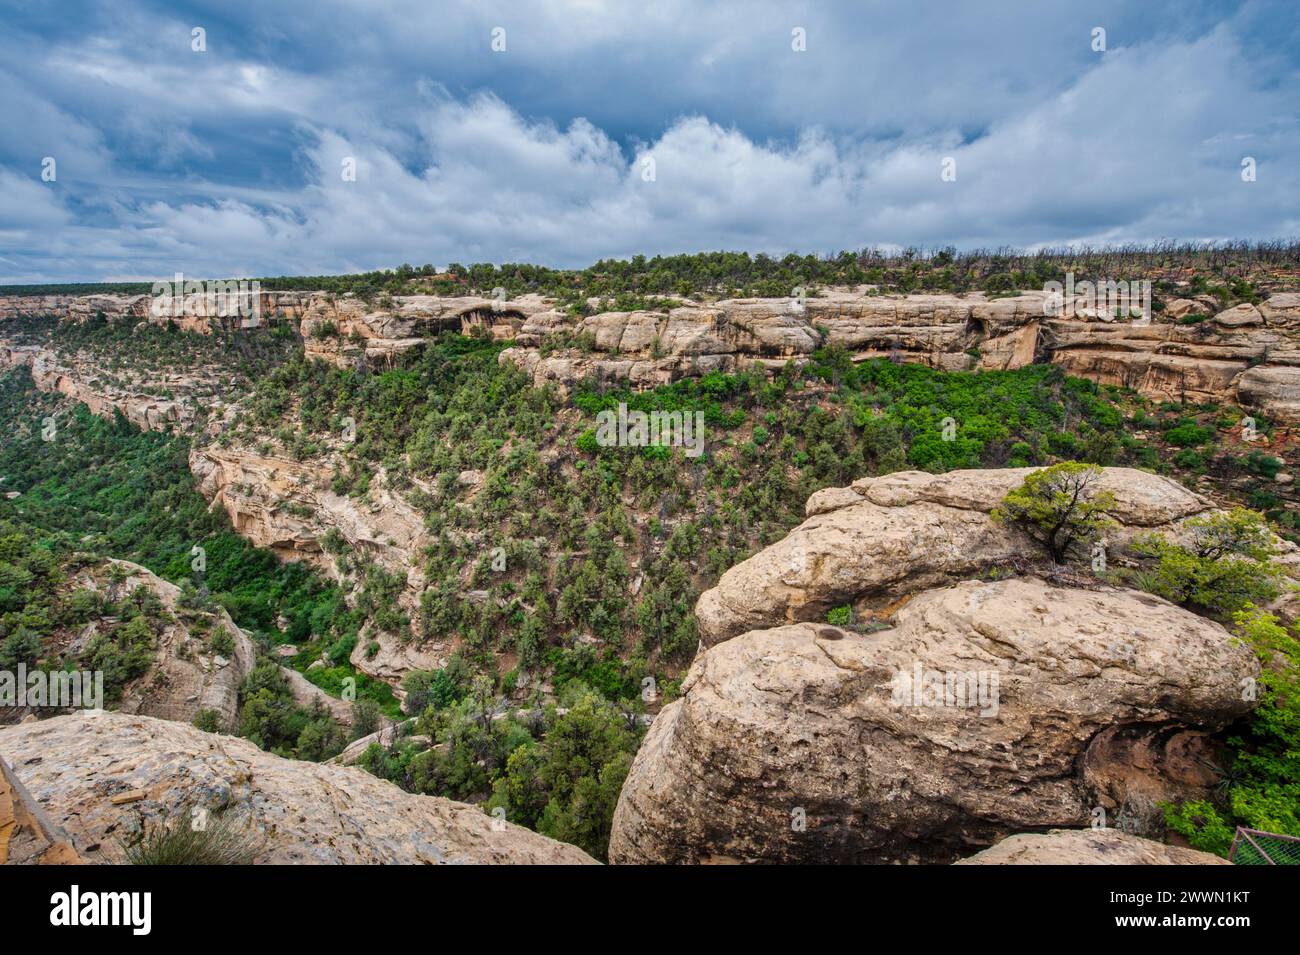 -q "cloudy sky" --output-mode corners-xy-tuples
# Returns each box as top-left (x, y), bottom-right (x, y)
(1, 0), (1297, 283)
